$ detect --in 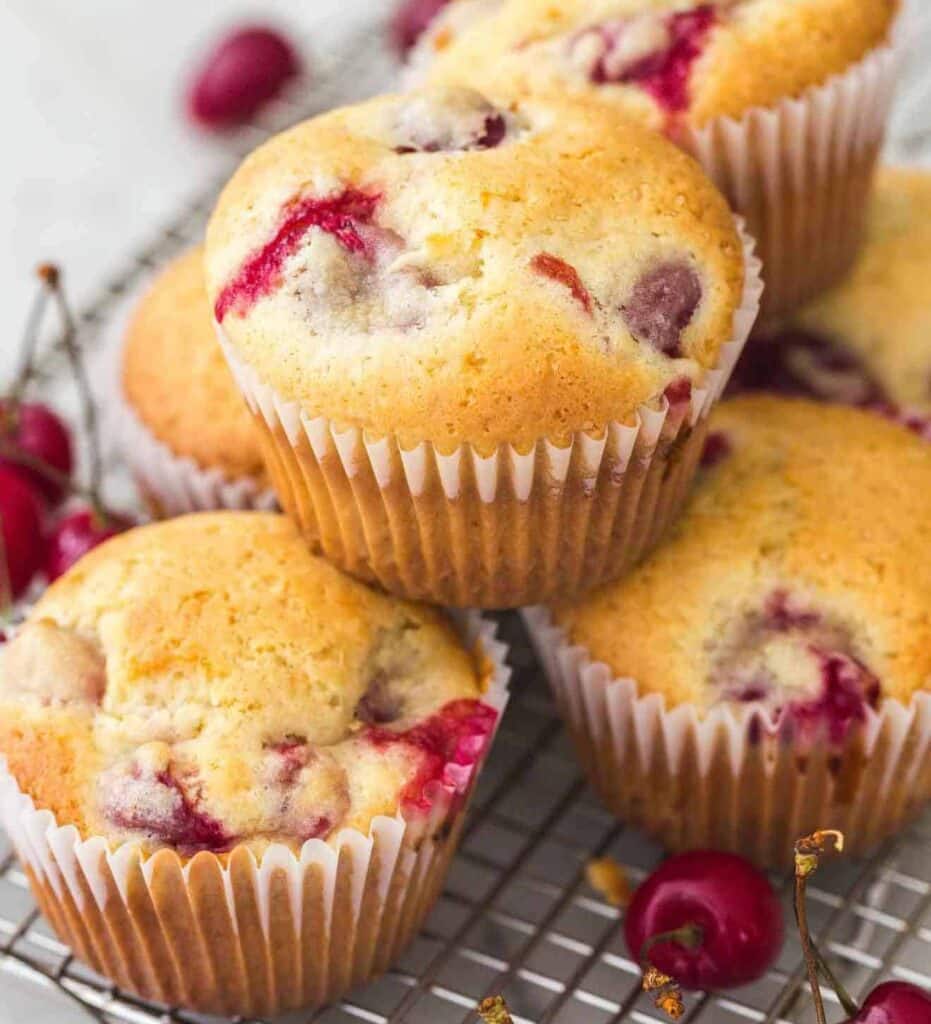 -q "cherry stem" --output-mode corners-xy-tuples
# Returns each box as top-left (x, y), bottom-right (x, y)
(794, 831), (846, 1024)
(42, 266), (105, 500)
(811, 941), (859, 1016)
(9, 267), (55, 403)
(640, 923), (704, 964)
(0, 523), (12, 617)
(0, 441), (108, 522)
(794, 870), (827, 1024)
